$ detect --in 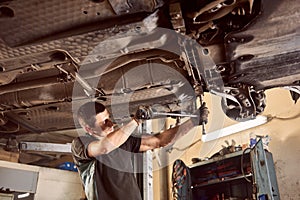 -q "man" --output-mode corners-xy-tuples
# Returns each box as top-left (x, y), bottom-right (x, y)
(71, 101), (208, 200)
